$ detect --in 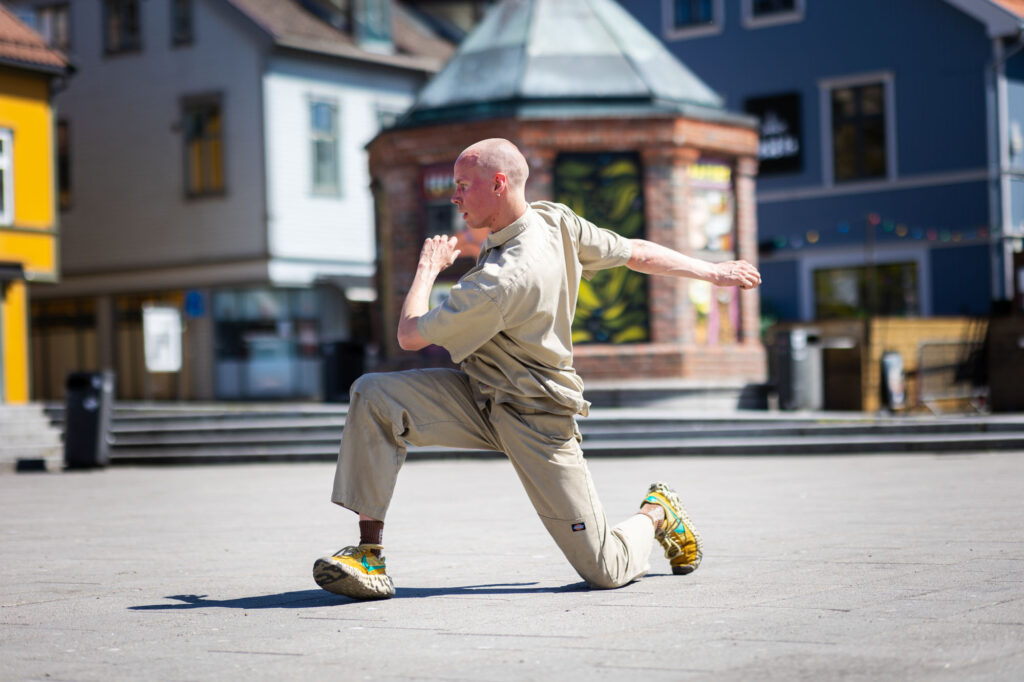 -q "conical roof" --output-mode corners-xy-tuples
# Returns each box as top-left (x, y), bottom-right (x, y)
(399, 0), (749, 127)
